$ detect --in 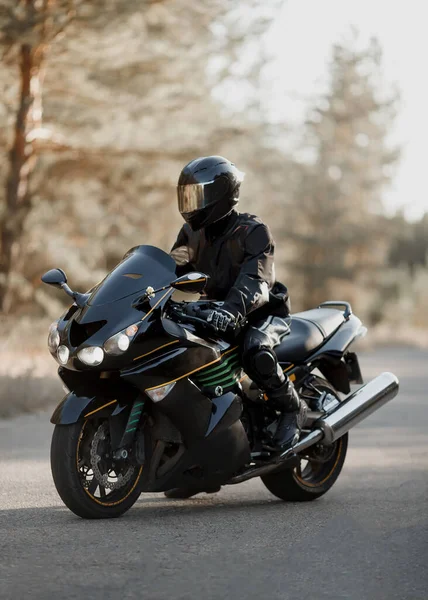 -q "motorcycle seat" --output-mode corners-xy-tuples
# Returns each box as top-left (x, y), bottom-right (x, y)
(275, 308), (345, 363)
